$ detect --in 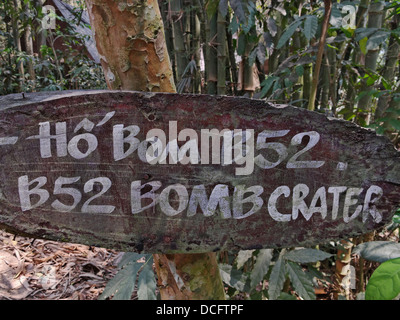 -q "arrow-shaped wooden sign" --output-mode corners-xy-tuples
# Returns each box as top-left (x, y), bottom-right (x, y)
(0, 90), (399, 253)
